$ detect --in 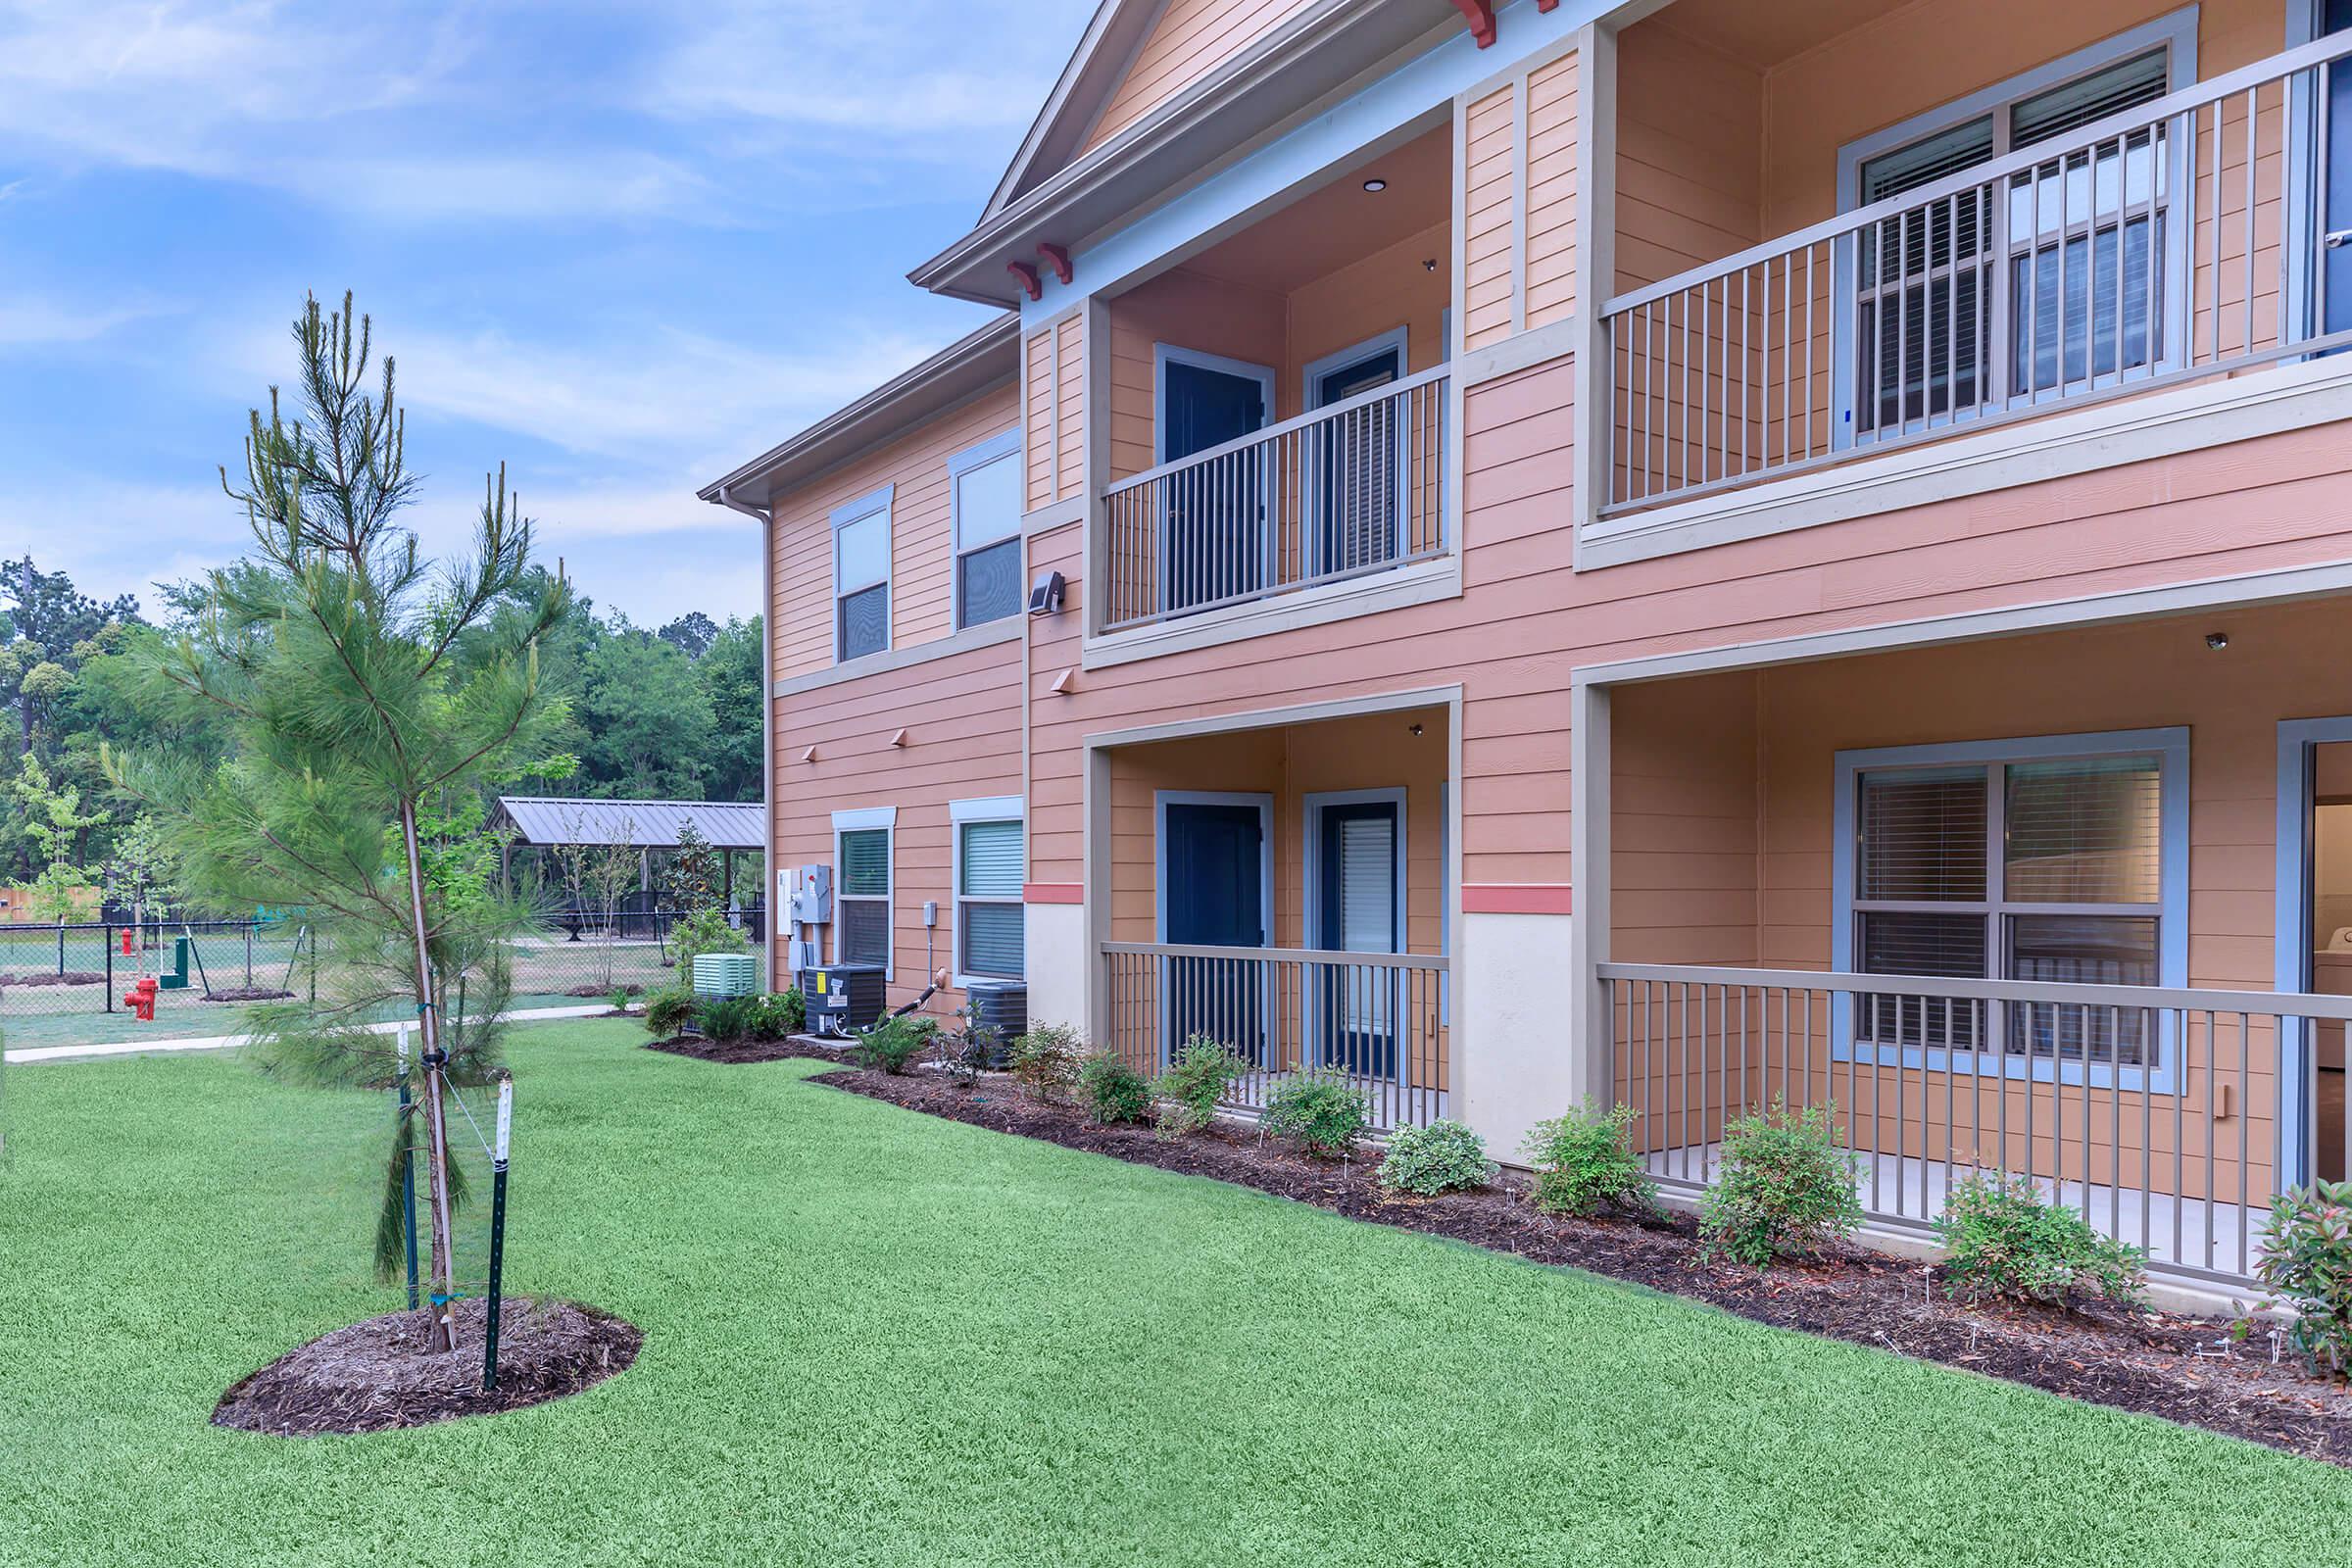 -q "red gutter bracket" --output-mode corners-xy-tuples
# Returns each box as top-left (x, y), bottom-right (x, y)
(1537, 0), (1559, 12)
(1450, 0), (1496, 47)
(1037, 243), (1073, 285)
(1007, 261), (1042, 301)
